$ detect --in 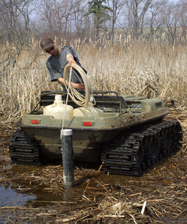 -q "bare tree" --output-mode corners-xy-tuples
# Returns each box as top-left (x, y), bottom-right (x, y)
(39, 0), (56, 33)
(145, 0), (167, 37)
(73, 1), (90, 38)
(163, 2), (180, 44)
(38, 0), (86, 38)
(178, 0), (187, 44)
(0, 0), (37, 72)
(0, 0), (36, 43)
(106, 0), (126, 41)
(124, 0), (153, 39)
